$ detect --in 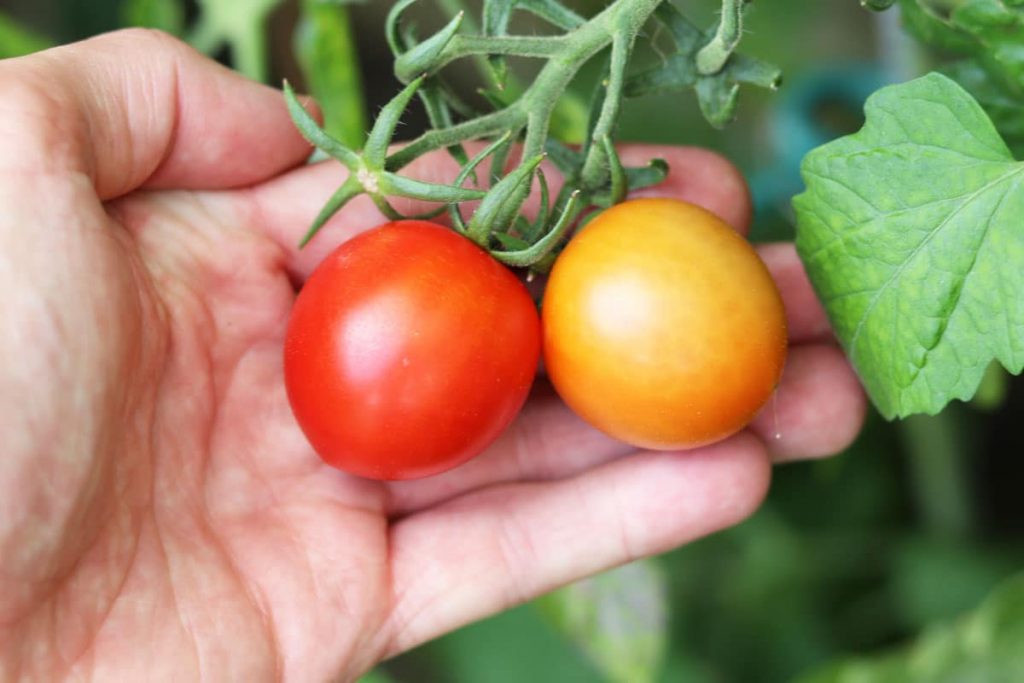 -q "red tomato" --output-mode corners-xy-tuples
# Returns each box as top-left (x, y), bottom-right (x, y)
(285, 221), (540, 480)
(542, 198), (787, 450)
